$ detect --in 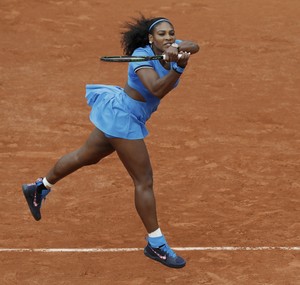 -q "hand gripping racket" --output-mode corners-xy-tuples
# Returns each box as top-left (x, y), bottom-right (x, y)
(100, 54), (183, 62)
